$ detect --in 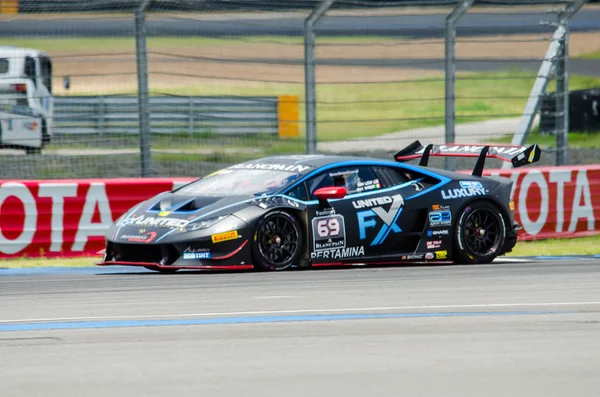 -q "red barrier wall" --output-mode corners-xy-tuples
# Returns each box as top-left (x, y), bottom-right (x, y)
(0, 164), (598, 258)
(0, 178), (194, 258)
(482, 165), (600, 241)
